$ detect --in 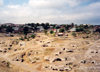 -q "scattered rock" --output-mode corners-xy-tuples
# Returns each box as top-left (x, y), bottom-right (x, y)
(8, 48), (11, 50)
(45, 66), (49, 68)
(96, 51), (98, 53)
(32, 61), (36, 63)
(16, 59), (19, 61)
(63, 48), (65, 50)
(43, 44), (48, 47)
(9, 45), (12, 47)
(91, 61), (95, 64)
(21, 59), (24, 62)
(59, 52), (62, 54)
(55, 53), (58, 56)
(73, 64), (78, 67)
(81, 60), (86, 64)
(21, 53), (26, 58)
(14, 49), (17, 51)
(19, 42), (25, 46)
(44, 57), (50, 61)
(0, 50), (2, 52)
(69, 62), (73, 65)
(65, 57), (67, 61)
(53, 58), (62, 62)
(91, 51), (94, 53)
(52, 68), (58, 71)
(59, 68), (64, 71)
(3, 50), (7, 53)
(64, 66), (72, 71)
(67, 50), (73, 53)
(66, 62), (73, 65)
(27, 53), (31, 56)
